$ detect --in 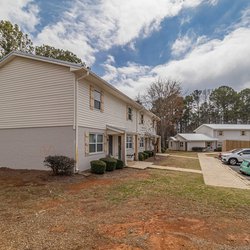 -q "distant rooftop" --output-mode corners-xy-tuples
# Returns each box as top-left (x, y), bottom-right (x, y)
(177, 133), (217, 141)
(199, 124), (250, 130)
